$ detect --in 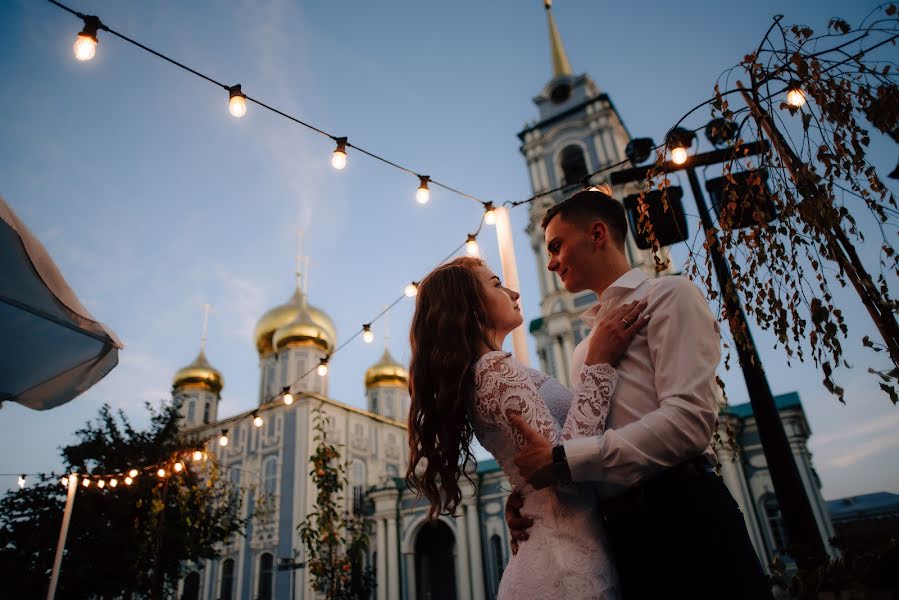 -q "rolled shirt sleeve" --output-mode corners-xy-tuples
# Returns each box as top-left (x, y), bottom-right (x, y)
(563, 277), (721, 491)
